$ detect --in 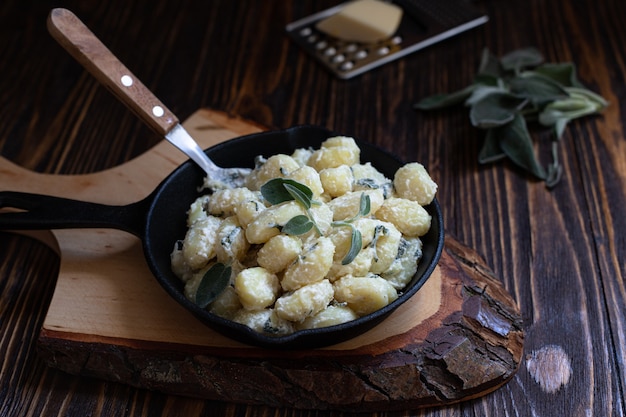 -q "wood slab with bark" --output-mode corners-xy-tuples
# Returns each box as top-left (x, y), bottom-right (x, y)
(1, 110), (523, 411)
